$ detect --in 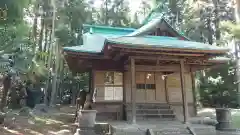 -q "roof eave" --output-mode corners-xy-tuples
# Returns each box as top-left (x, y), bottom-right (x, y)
(109, 43), (229, 55)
